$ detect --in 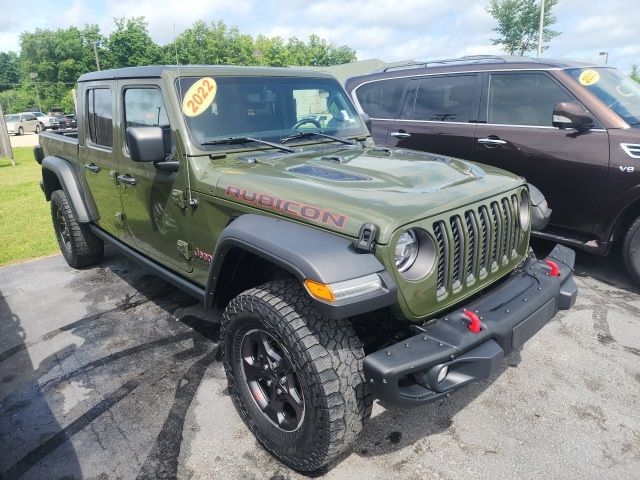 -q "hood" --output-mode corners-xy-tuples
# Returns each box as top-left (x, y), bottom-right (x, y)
(5, 121), (17, 129)
(212, 145), (524, 244)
